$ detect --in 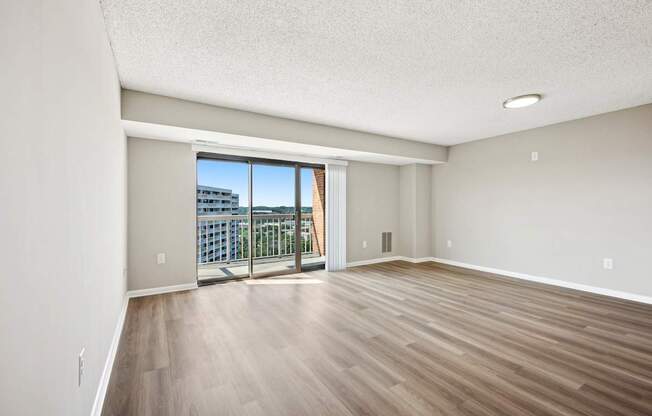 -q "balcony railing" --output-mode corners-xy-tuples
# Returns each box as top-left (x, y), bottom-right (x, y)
(197, 213), (316, 265)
